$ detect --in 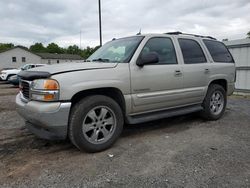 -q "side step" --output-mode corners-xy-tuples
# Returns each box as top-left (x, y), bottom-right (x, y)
(126, 104), (203, 124)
